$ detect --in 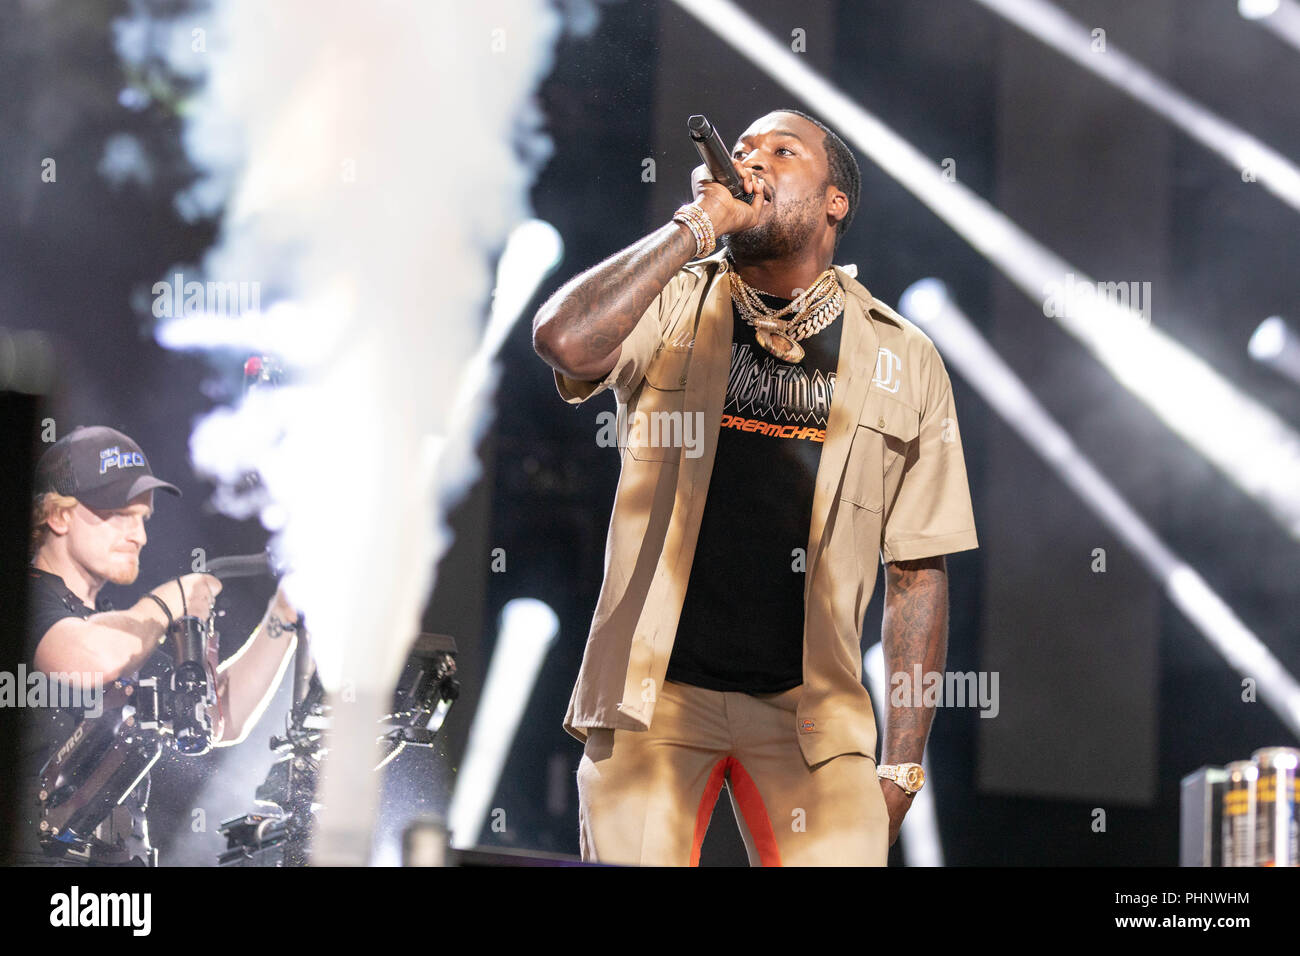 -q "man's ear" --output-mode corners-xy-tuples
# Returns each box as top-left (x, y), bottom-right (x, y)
(826, 185), (848, 228)
(44, 506), (73, 537)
